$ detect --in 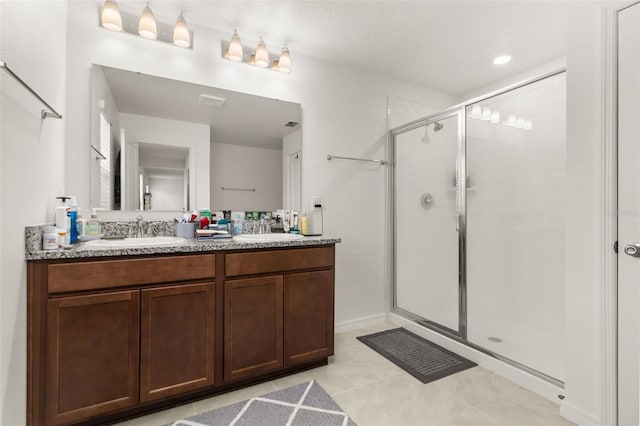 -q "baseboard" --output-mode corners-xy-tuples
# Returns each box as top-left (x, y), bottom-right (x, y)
(334, 313), (386, 333)
(560, 401), (600, 426)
